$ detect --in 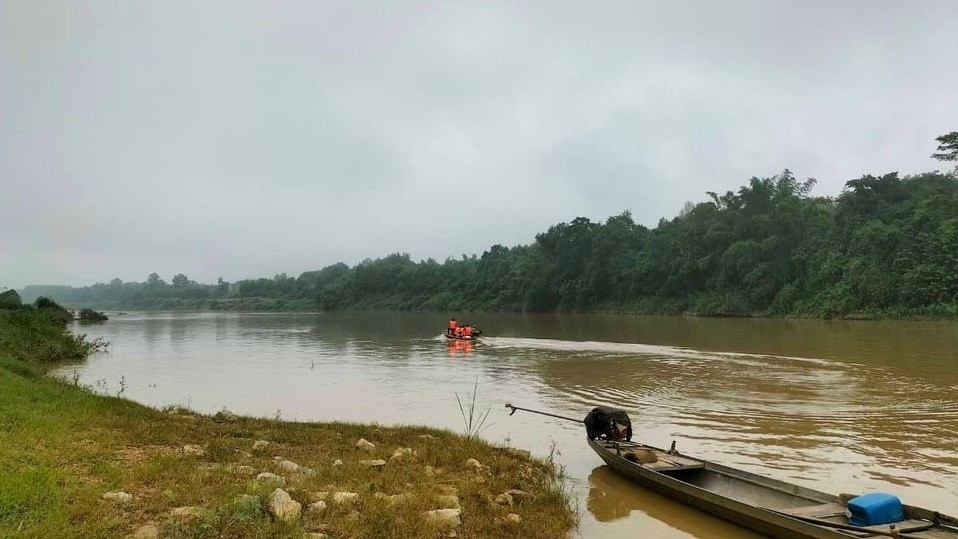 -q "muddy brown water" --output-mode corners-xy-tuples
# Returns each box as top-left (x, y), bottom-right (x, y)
(57, 312), (958, 538)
